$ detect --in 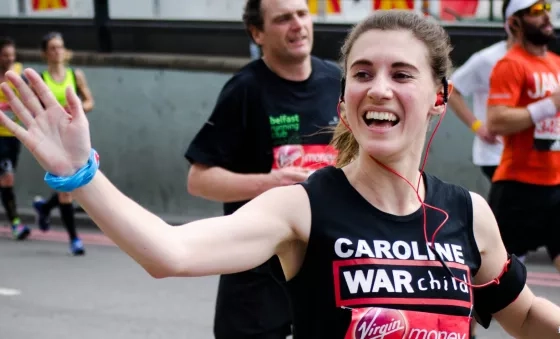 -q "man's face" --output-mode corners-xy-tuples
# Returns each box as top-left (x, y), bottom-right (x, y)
(519, 1), (555, 45)
(252, 0), (313, 63)
(0, 45), (16, 72)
